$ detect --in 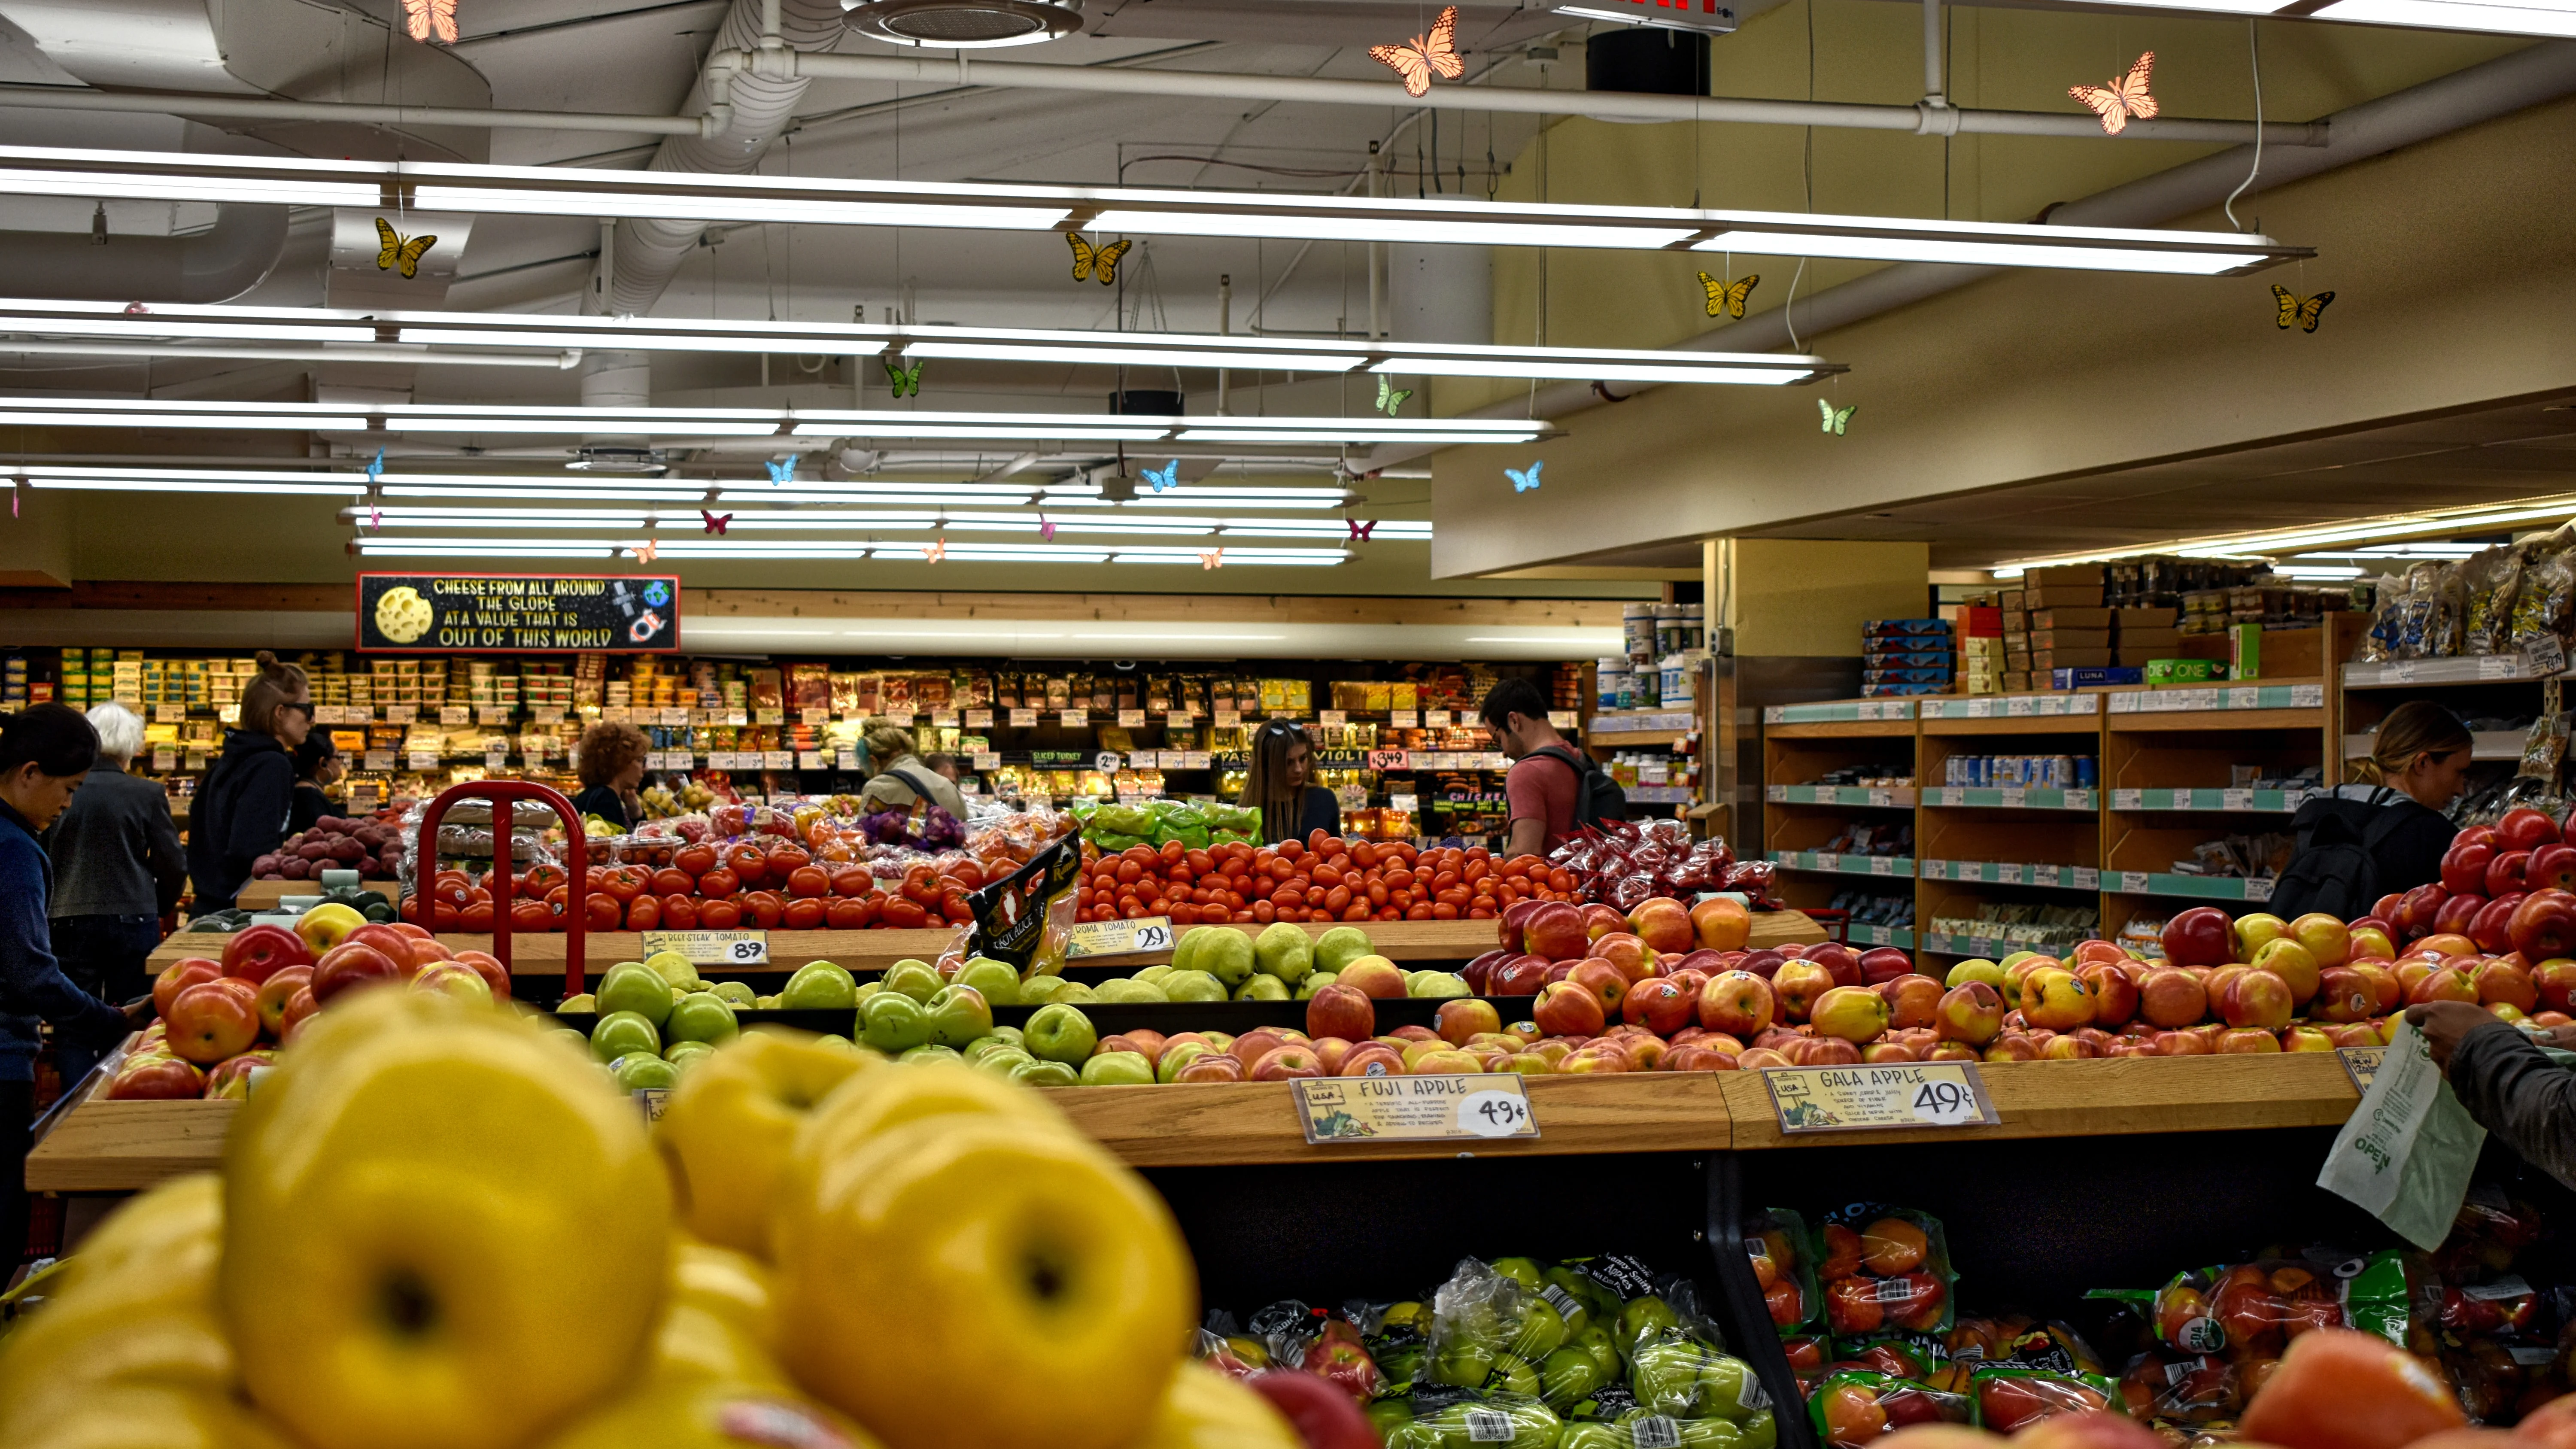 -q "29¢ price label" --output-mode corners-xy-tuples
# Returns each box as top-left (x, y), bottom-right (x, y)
(1065, 916), (1173, 958)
